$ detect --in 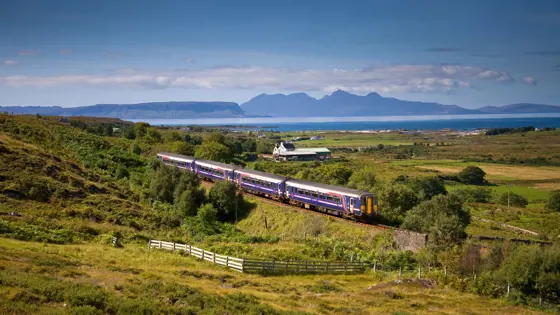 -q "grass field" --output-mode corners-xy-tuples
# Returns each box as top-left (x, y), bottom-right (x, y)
(286, 133), (414, 147)
(0, 237), (547, 315)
